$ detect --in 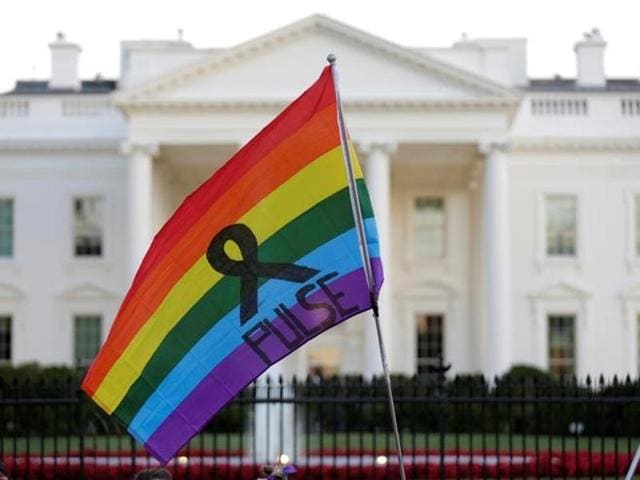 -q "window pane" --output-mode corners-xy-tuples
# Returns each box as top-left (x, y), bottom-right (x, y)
(416, 314), (444, 376)
(0, 316), (11, 361)
(0, 199), (13, 257)
(74, 315), (102, 367)
(548, 314), (575, 378)
(73, 197), (104, 257)
(414, 197), (445, 258)
(546, 195), (577, 256)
